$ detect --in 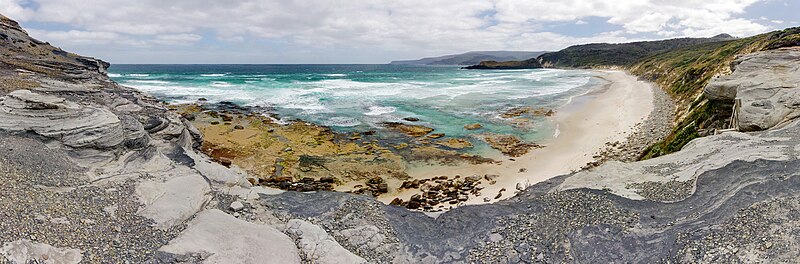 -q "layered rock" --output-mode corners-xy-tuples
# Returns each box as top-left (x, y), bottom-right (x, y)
(0, 89), (123, 149)
(705, 47), (800, 131)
